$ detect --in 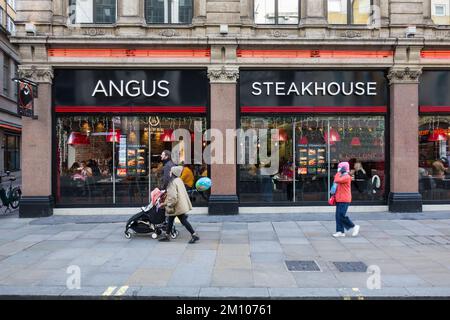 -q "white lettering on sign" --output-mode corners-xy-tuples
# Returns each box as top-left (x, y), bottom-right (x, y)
(92, 80), (171, 97)
(250, 81), (379, 97)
